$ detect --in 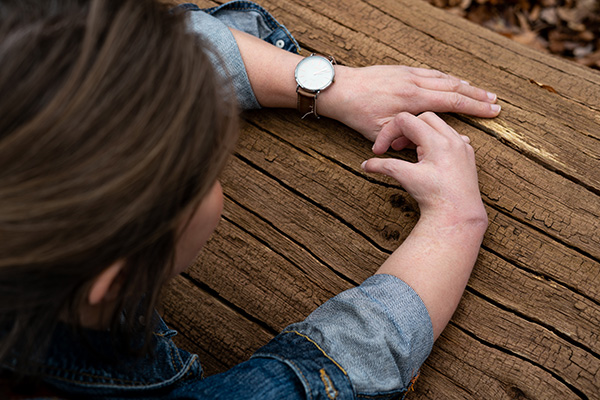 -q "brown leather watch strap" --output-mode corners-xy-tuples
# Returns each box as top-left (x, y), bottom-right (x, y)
(297, 87), (319, 119)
